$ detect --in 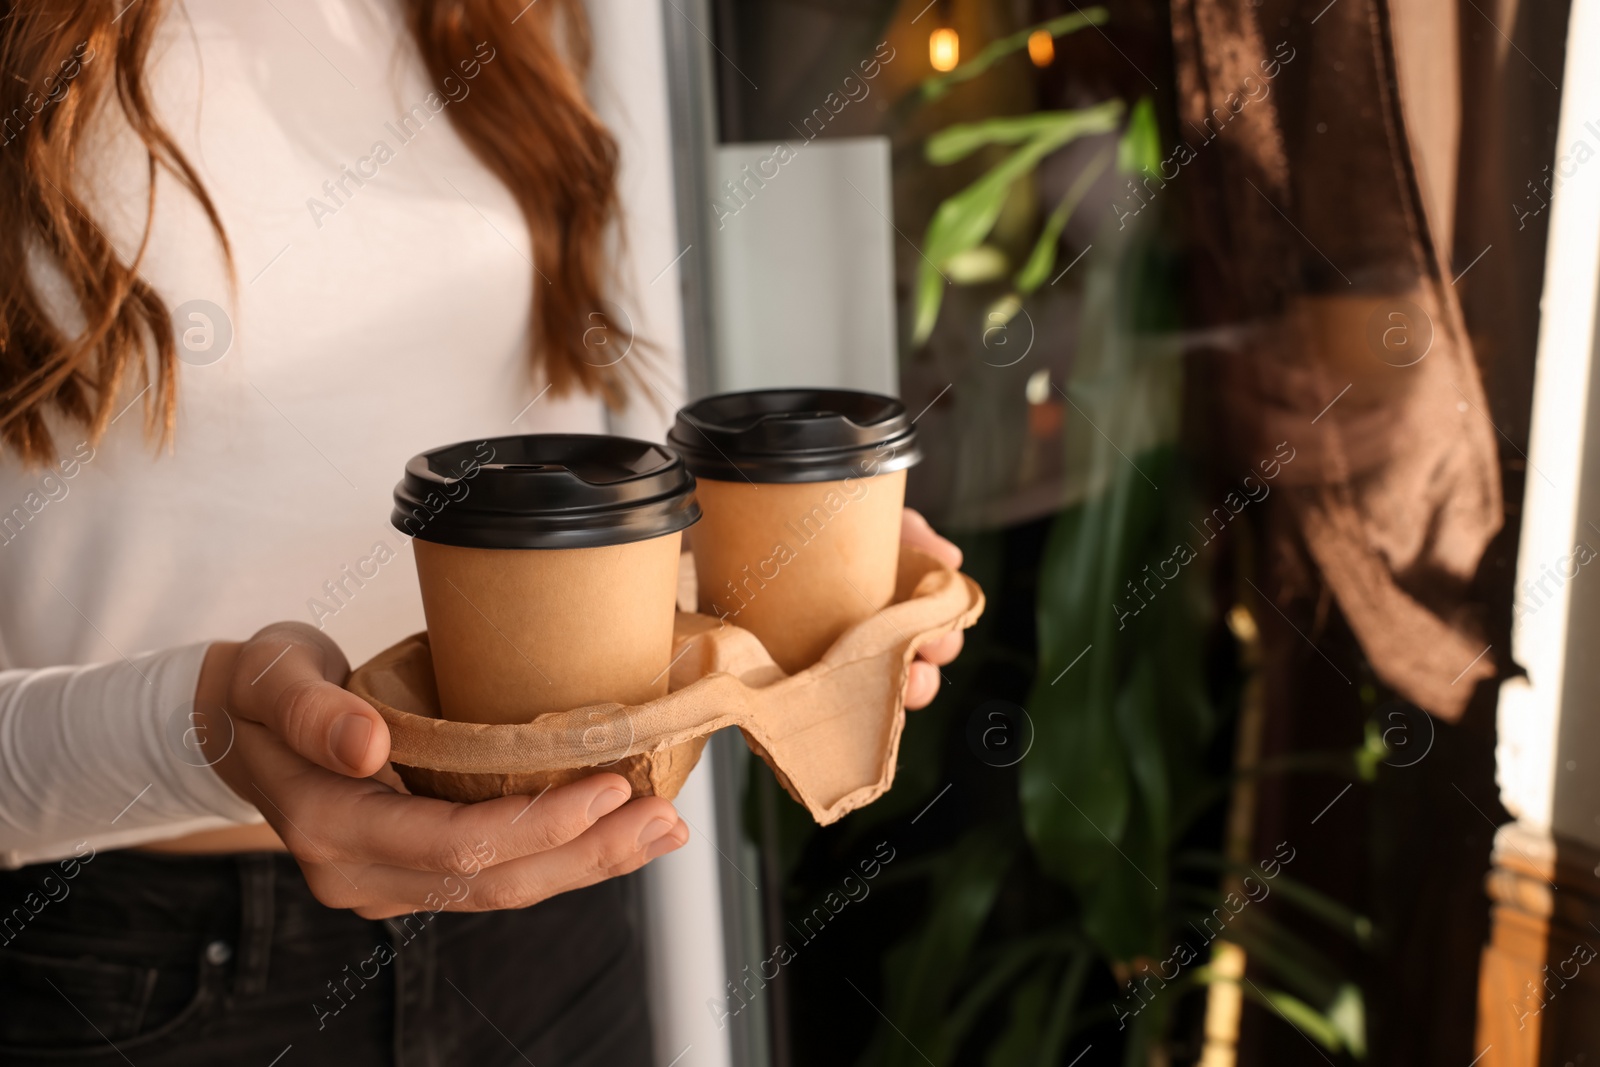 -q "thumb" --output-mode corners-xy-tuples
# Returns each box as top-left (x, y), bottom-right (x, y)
(232, 627), (391, 778)
(269, 677), (391, 777)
